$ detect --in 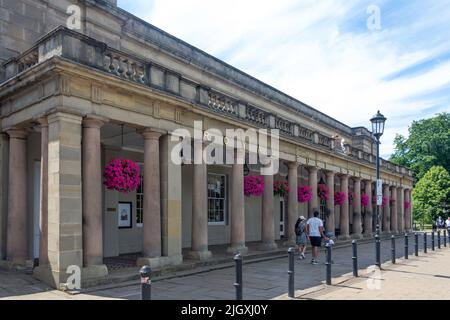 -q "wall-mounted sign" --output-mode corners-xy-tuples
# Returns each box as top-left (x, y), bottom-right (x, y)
(118, 202), (132, 229)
